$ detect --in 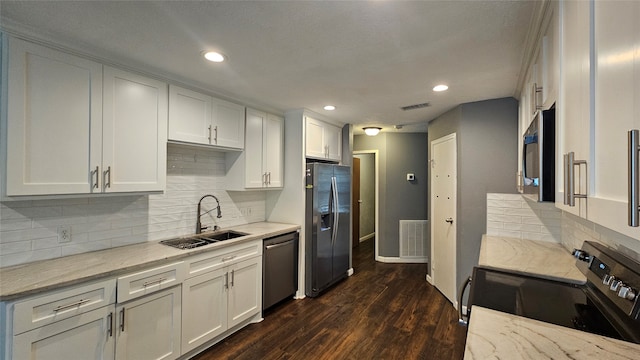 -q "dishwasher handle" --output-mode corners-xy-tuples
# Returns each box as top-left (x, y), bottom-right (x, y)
(458, 275), (472, 326)
(265, 239), (295, 250)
